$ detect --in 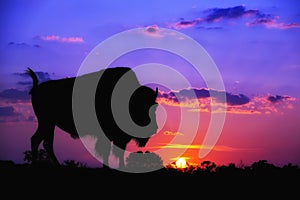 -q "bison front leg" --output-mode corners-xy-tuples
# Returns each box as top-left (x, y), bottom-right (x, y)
(95, 138), (111, 169)
(112, 142), (127, 170)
